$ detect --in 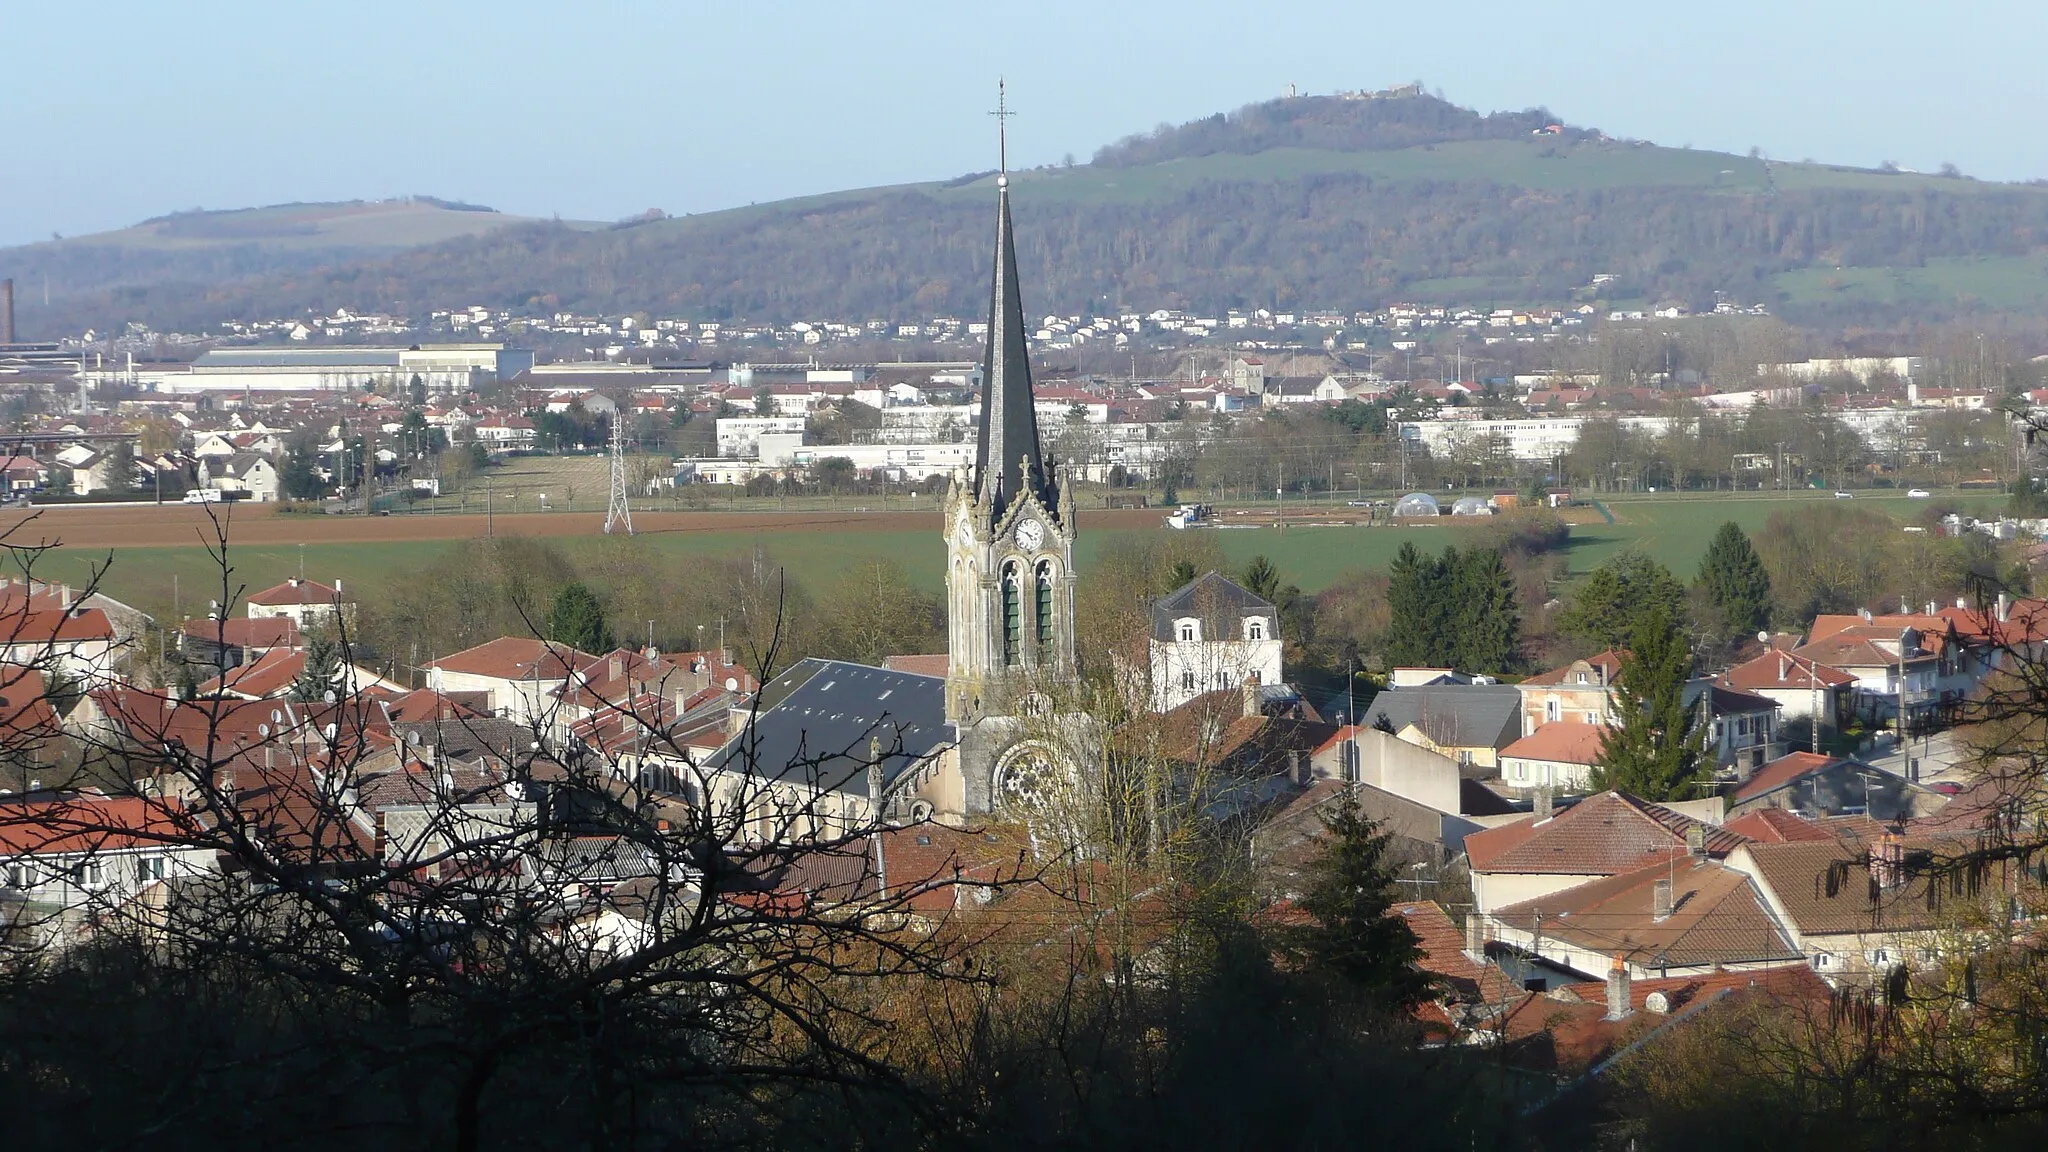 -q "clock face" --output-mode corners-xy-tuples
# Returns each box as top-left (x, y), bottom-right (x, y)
(1015, 519), (1044, 552)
